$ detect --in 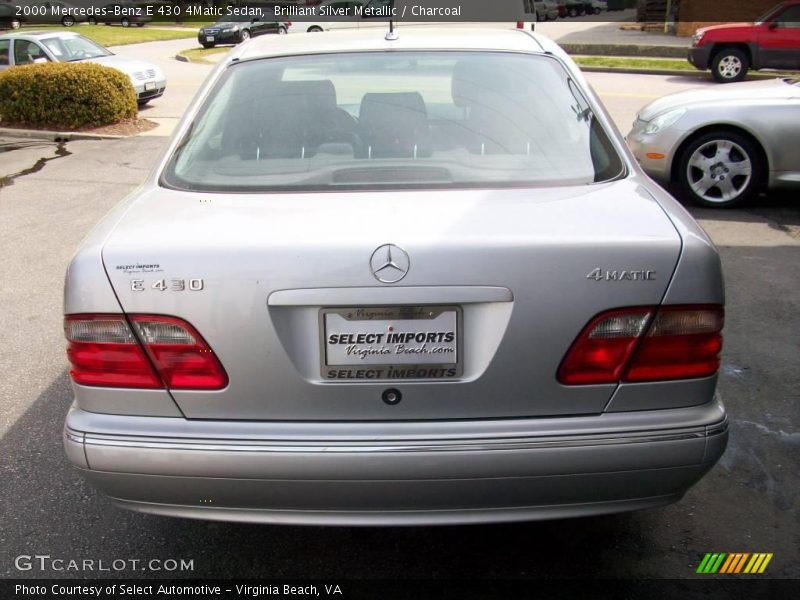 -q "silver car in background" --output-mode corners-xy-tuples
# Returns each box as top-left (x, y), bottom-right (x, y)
(63, 28), (727, 525)
(0, 31), (166, 104)
(628, 77), (800, 207)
